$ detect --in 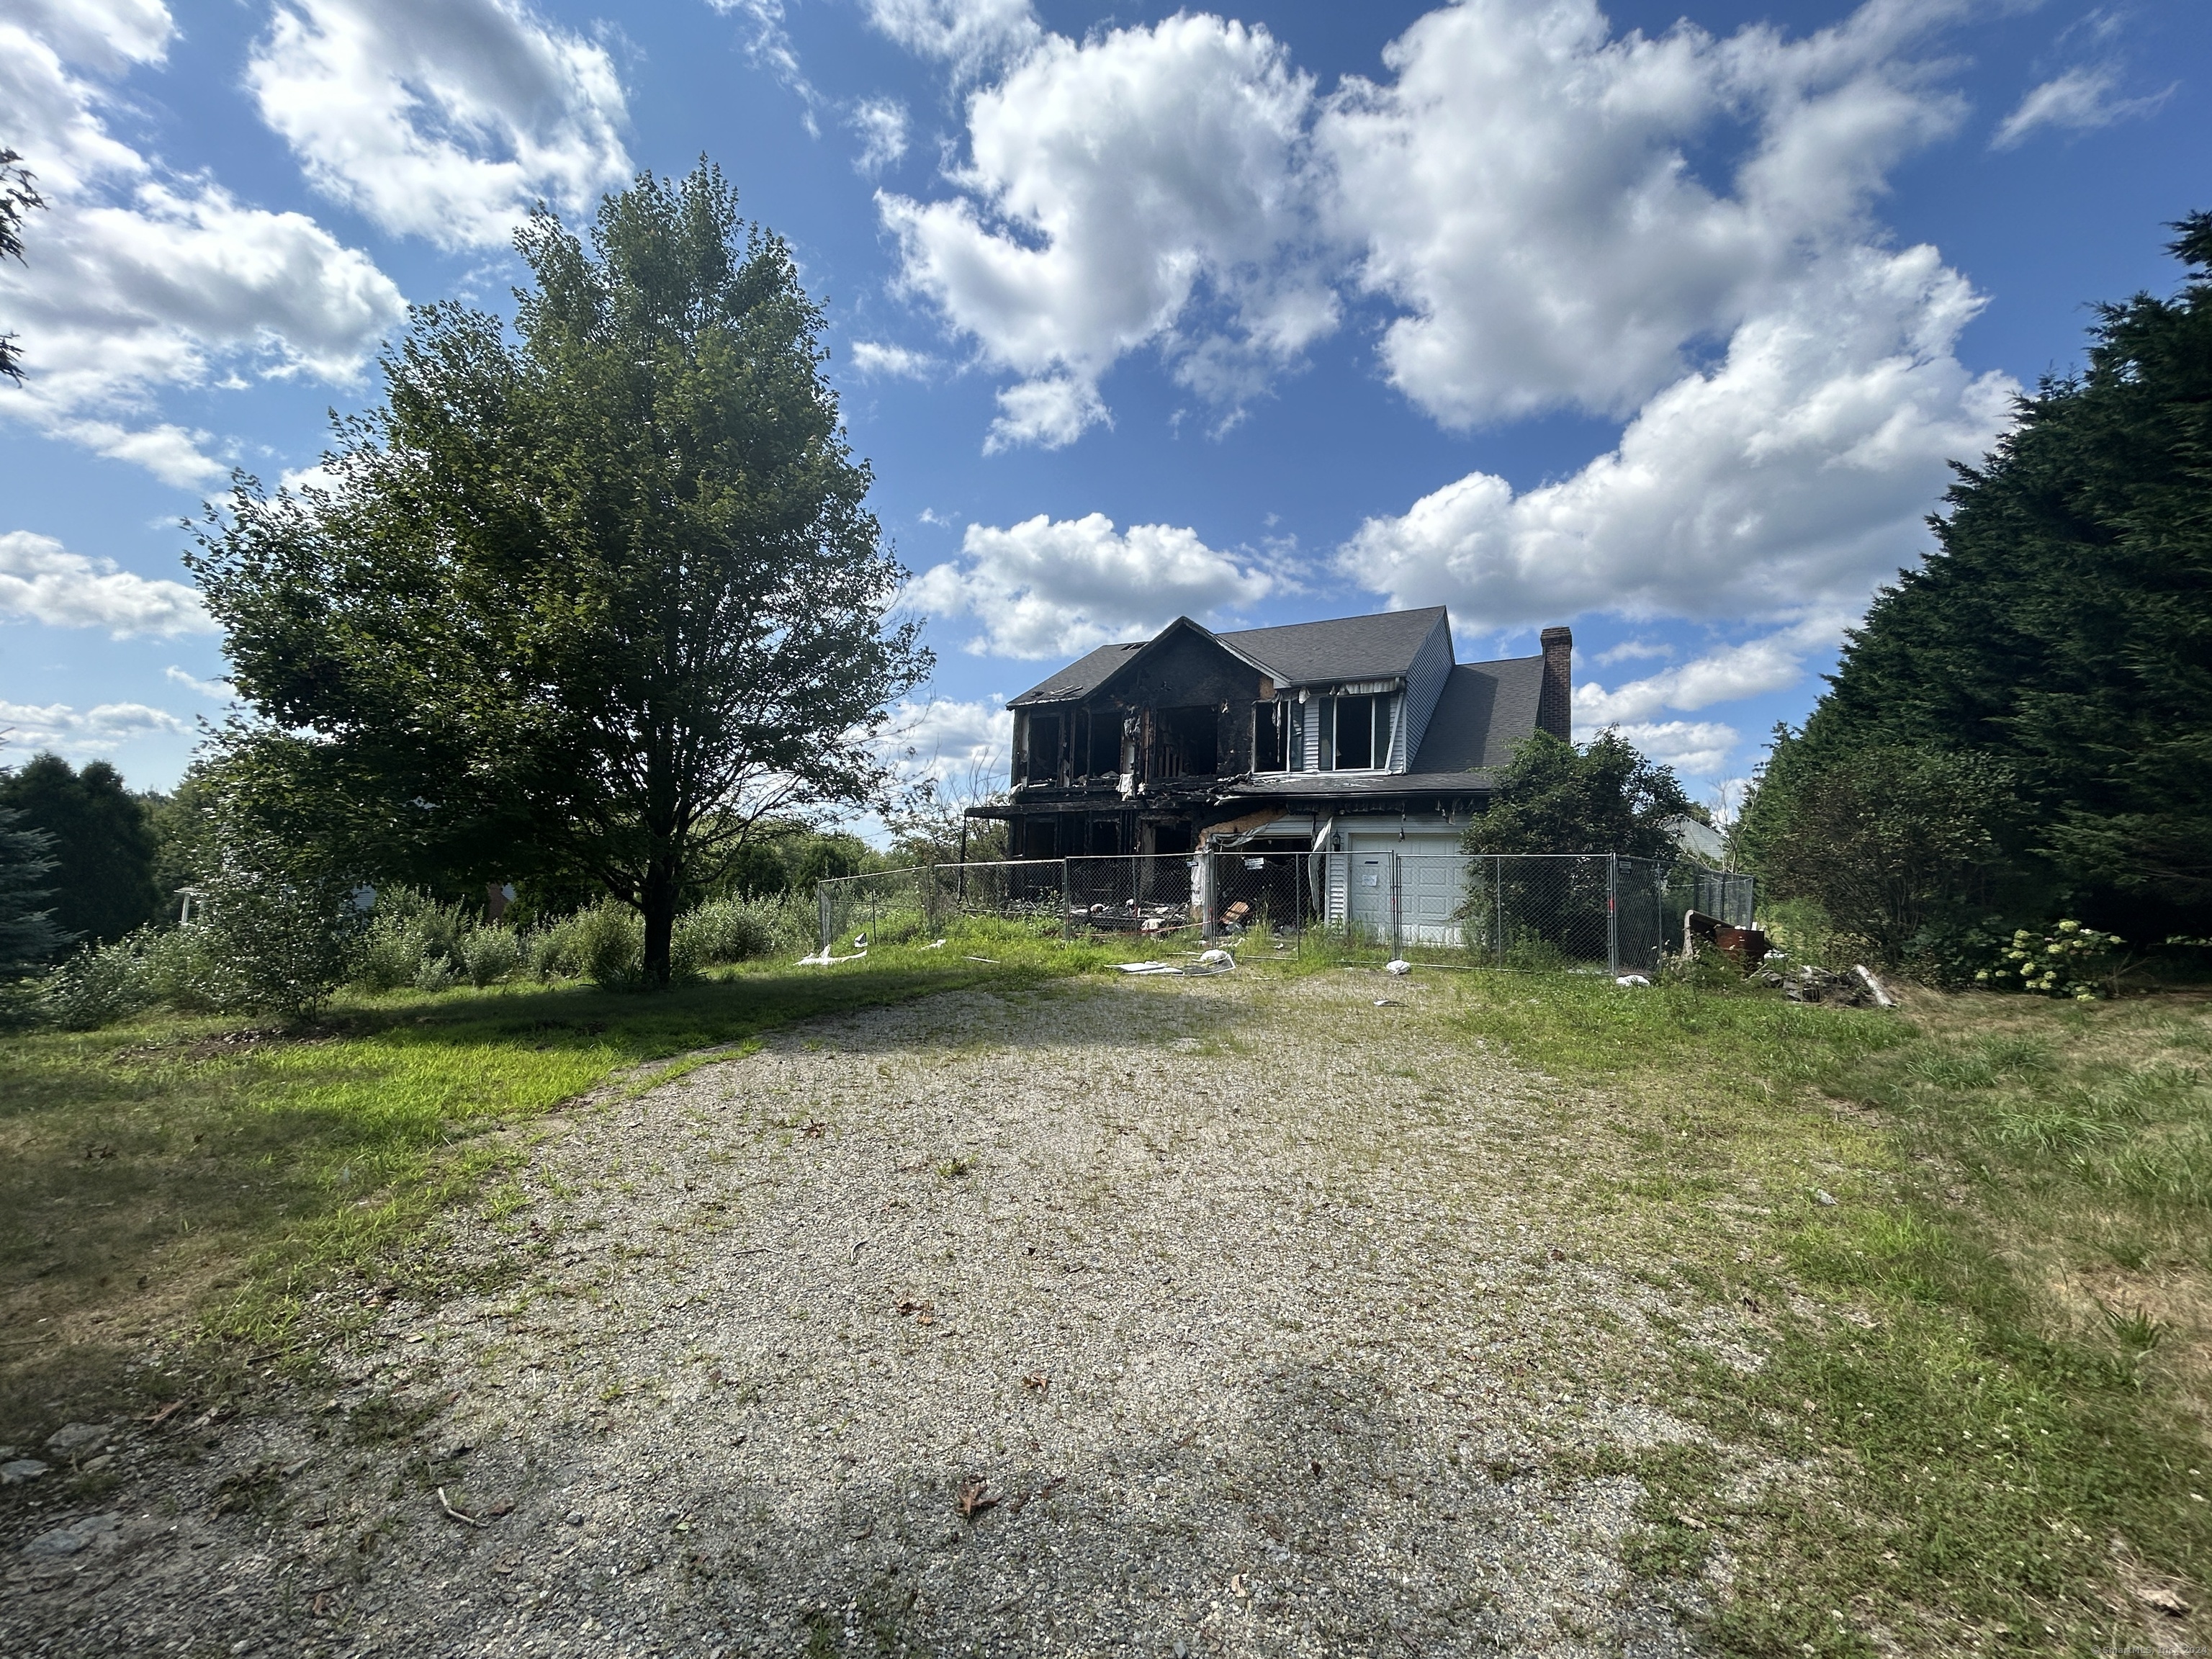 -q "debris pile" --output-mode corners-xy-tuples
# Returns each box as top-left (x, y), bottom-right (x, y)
(1755, 963), (1895, 1008)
